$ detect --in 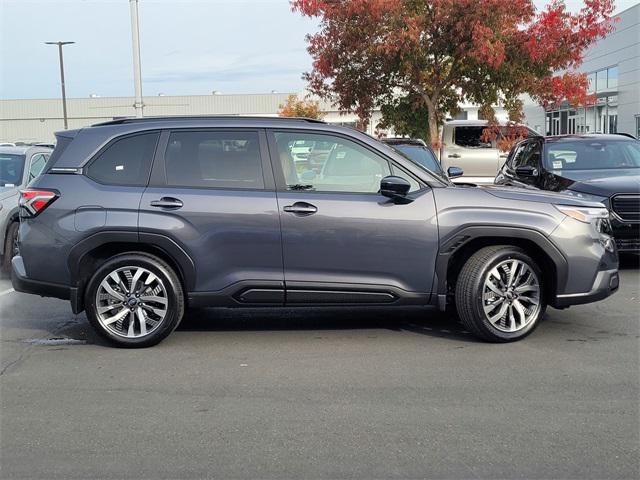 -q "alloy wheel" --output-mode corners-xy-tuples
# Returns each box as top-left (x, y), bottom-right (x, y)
(95, 266), (168, 338)
(482, 259), (541, 333)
